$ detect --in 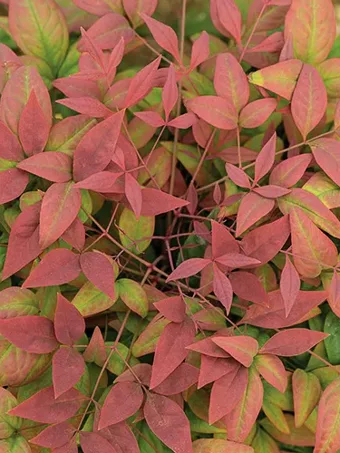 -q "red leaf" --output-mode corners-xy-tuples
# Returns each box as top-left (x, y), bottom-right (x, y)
(18, 90), (50, 155)
(153, 363), (199, 396)
(214, 53), (249, 111)
(141, 15), (180, 62)
(52, 438), (78, 453)
(0, 315), (58, 353)
(213, 264), (233, 313)
(23, 249), (81, 288)
(211, 220), (239, 257)
(236, 192), (275, 237)
(291, 64), (327, 140)
(212, 335), (258, 367)
(166, 258), (210, 281)
(0, 168), (29, 204)
(162, 65), (178, 121)
(52, 347), (85, 398)
(239, 98), (277, 129)
(80, 432), (117, 453)
(141, 188), (189, 216)
(280, 256), (300, 317)
(252, 185), (291, 198)
(123, 57), (161, 108)
(134, 111), (165, 127)
(39, 182), (81, 249)
(209, 364), (248, 424)
(0, 121), (23, 161)
(328, 271), (340, 318)
(269, 154), (312, 188)
(186, 185), (198, 215)
(215, 0), (242, 43)
(241, 216), (290, 264)
(1, 201), (41, 280)
(254, 354), (287, 393)
(198, 356), (236, 388)
(168, 113), (197, 129)
(30, 422), (76, 449)
(54, 294), (85, 346)
(229, 271), (269, 306)
(154, 296), (186, 323)
(186, 337), (230, 358)
(124, 173), (142, 218)
(57, 97), (112, 118)
(260, 328), (328, 356)
(74, 171), (123, 192)
(17, 152), (72, 183)
(144, 393), (192, 453)
(190, 31), (210, 70)
(254, 132), (276, 183)
(186, 96), (238, 130)
(150, 318), (196, 389)
(83, 326), (107, 366)
(310, 138), (340, 187)
(99, 381), (144, 429)
(73, 110), (124, 182)
(225, 163), (251, 189)
(215, 253), (260, 268)
(62, 218), (86, 252)
(100, 422), (139, 453)
(9, 387), (85, 424)
(80, 252), (115, 299)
